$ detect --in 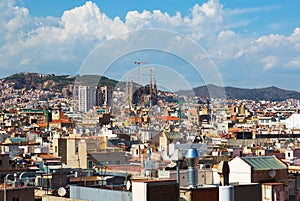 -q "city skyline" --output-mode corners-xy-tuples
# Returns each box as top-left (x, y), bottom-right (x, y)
(1, 0), (300, 91)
